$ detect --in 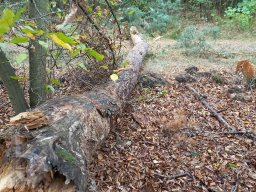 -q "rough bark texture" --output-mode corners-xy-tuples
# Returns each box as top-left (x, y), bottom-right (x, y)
(28, 0), (48, 107)
(0, 27), (148, 192)
(0, 48), (28, 114)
